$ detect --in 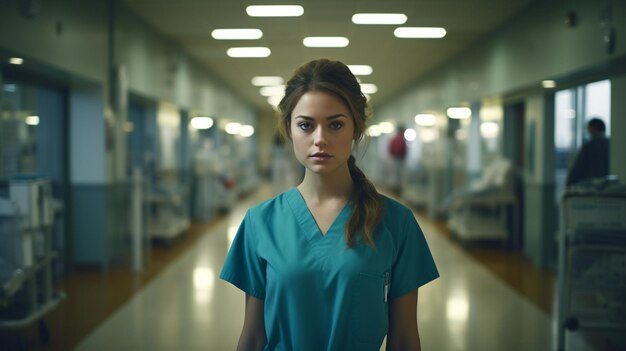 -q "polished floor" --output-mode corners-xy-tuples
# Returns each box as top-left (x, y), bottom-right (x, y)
(3, 184), (614, 351)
